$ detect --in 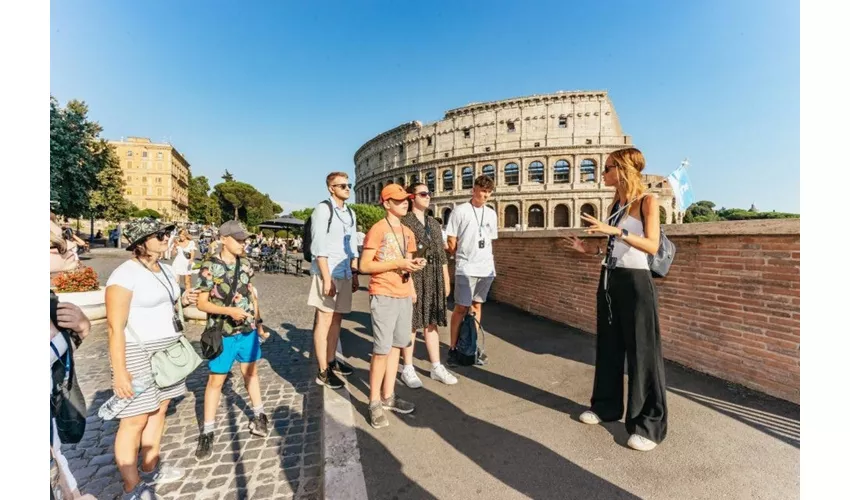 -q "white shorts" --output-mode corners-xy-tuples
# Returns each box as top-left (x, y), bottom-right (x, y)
(307, 274), (353, 314)
(454, 275), (495, 307)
